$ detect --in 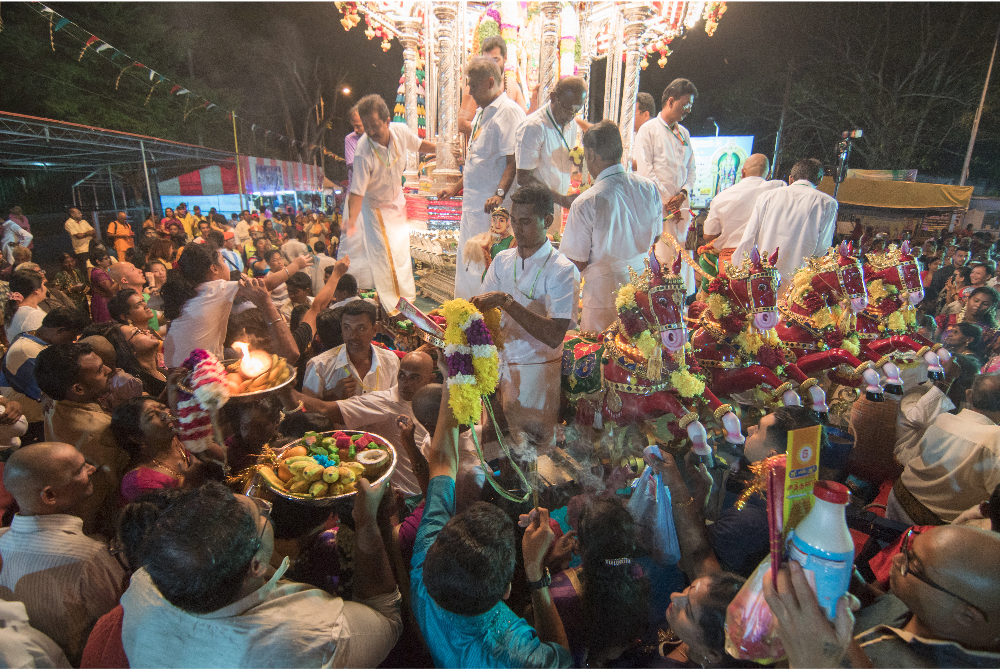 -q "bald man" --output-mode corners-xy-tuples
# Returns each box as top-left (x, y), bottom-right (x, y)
(294, 351), (435, 496)
(764, 524), (1000, 667)
(702, 153), (785, 267)
(0, 443), (126, 665)
(107, 259), (146, 293)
